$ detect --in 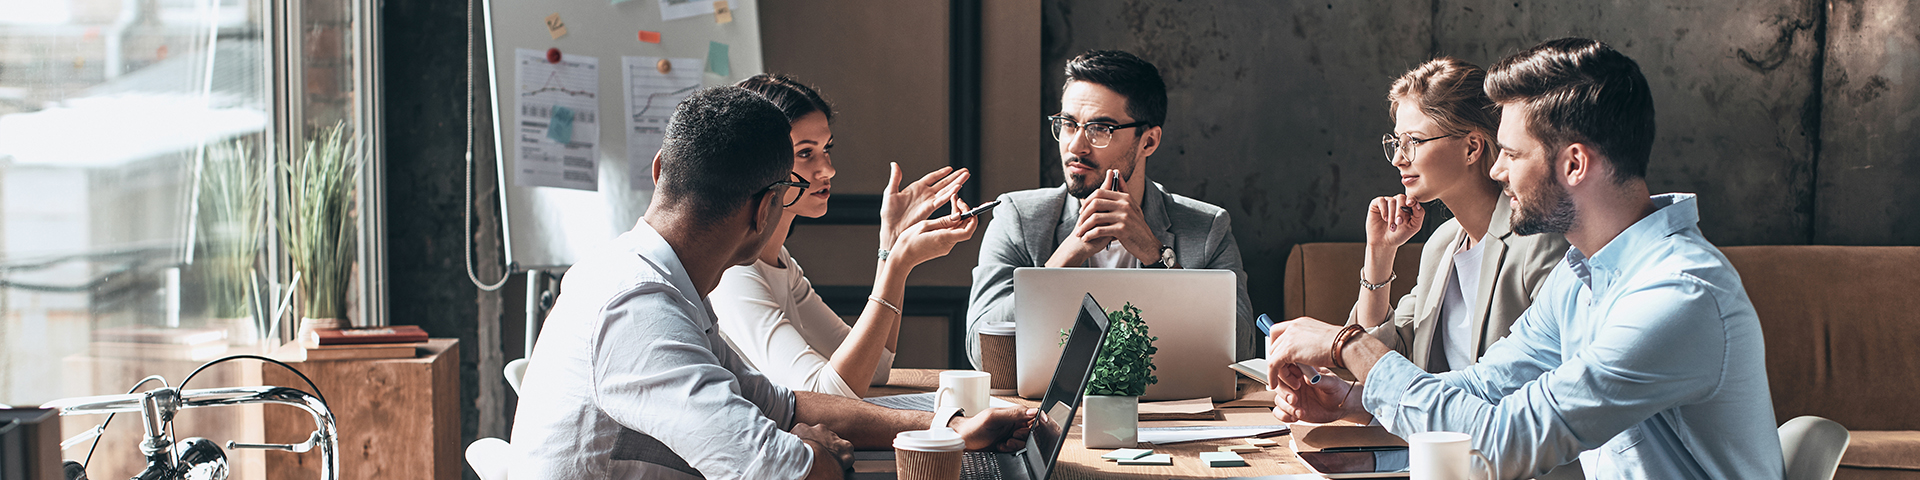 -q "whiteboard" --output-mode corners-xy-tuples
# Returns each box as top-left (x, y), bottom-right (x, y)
(483, 0), (764, 269)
